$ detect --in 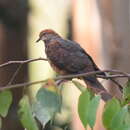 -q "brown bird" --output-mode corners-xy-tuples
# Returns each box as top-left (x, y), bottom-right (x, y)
(36, 29), (112, 101)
